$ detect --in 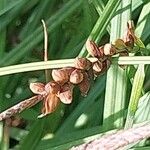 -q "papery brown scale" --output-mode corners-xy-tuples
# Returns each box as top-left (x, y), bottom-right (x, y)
(127, 20), (135, 32)
(123, 20), (135, 48)
(58, 83), (74, 104)
(94, 59), (111, 76)
(102, 59), (111, 73)
(78, 72), (90, 97)
(45, 81), (61, 94)
(40, 94), (60, 117)
(93, 60), (103, 74)
(52, 68), (69, 85)
(29, 82), (46, 95)
(124, 34), (134, 48)
(74, 57), (92, 71)
(70, 69), (84, 84)
(103, 43), (116, 56)
(98, 46), (104, 57)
